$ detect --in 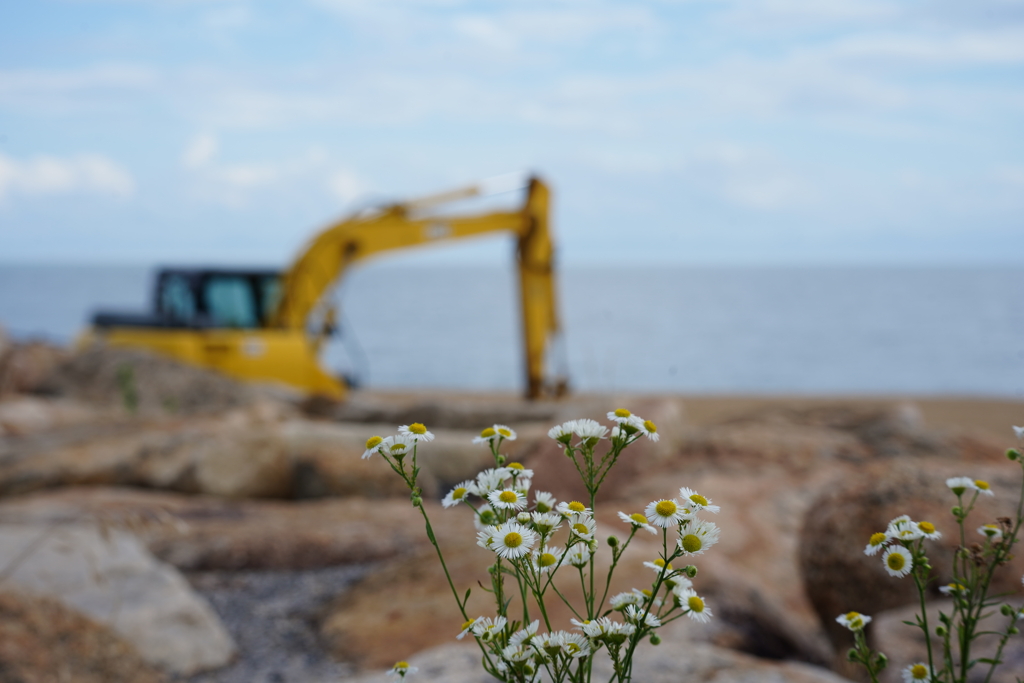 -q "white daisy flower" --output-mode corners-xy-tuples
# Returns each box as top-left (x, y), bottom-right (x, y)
(487, 521), (538, 560)
(572, 419), (609, 441)
(678, 487), (720, 514)
(499, 644), (533, 665)
(645, 498), (687, 528)
(643, 558), (675, 576)
(566, 545), (592, 568)
(489, 488), (528, 511)
(639, 419), (660, 442)
(472, 426), (499, 444)
(494, 424), (517, 441)
(385, 435), (417, 458)
(456, 617), (478, 640)
(475, 468), (513, 495)
(558, 632), (590, 658)
(1014, 426), (1024, 440)
(567, 514), (596, 541)
(882, 545), (914, 577)
(902, 663), (932, 682)
(974, 479), (994, 496)
(399, 423), (434, 442)
(506, 461), (533, 478)
(915, 520), (941, 540)
(946, 476), (976, 496)
(362, 435), (385, 459)
(864, 532), (888, 556)
(678, 518), (720, 556)
(978, 523), (1004, 541)
(531, 546), (563, 573)
(610, 591), (644, 611)
(530, 631), (562, 660)
(624, 604), (661, 628)
(678, 589), (712, 623)
(471, 616), (507, 642)
(548, 421), (575, 444)
(618, 511), (658, 535)
(509, 620), (540, 647)
(389, 660), (418, 679)
(607, 408), (634, 424)
(556, 500), (593, 517)
(886, 515), (924, 542)
(574, 617), (634, 640)
(836, 611), (871, 631)
(473, 504), (498, 530)
(442, 481), (476, 508)
(938, 582), (967, 596)
(530, 512), (563, 536)
(533, 491), (557, 513)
